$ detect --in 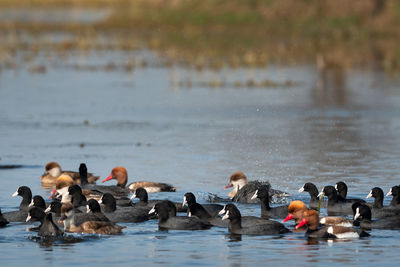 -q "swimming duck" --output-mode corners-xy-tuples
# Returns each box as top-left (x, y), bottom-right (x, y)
(99, 193), (150, 223)
(223, 172), (287, 203)
(298, 182), (320, 210)
(149, 201), (210, 230)
(183, 192), (223, 218)
(335, 181), (366, 203)
(386, 186), (400, 207)
(318, 186), (360, 215)
(28, 195), (47, 210)
(3, 186), (32, 222)
(40, 161), (99, 187)
(219, 204), (290, 235)
(251, 185), (288, 219)
(296, 209), (369, 239)
(102, 166), (176, 193)
(130, 187), (186, 212)
(26, 207), (63, 237)
(353, 204), (400, 230)
(60, 203), (125, 235)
